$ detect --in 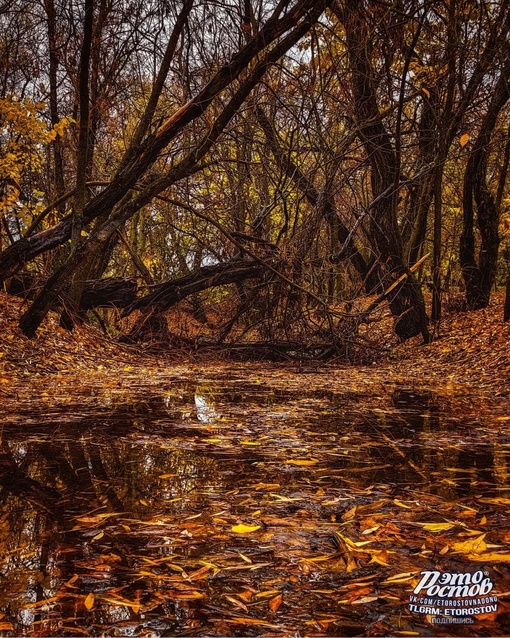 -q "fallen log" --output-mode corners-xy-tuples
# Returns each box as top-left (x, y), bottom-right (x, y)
(80, 277), (138, 310)
(6, 274), (138, 310)
(122, 259), (265, 316)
